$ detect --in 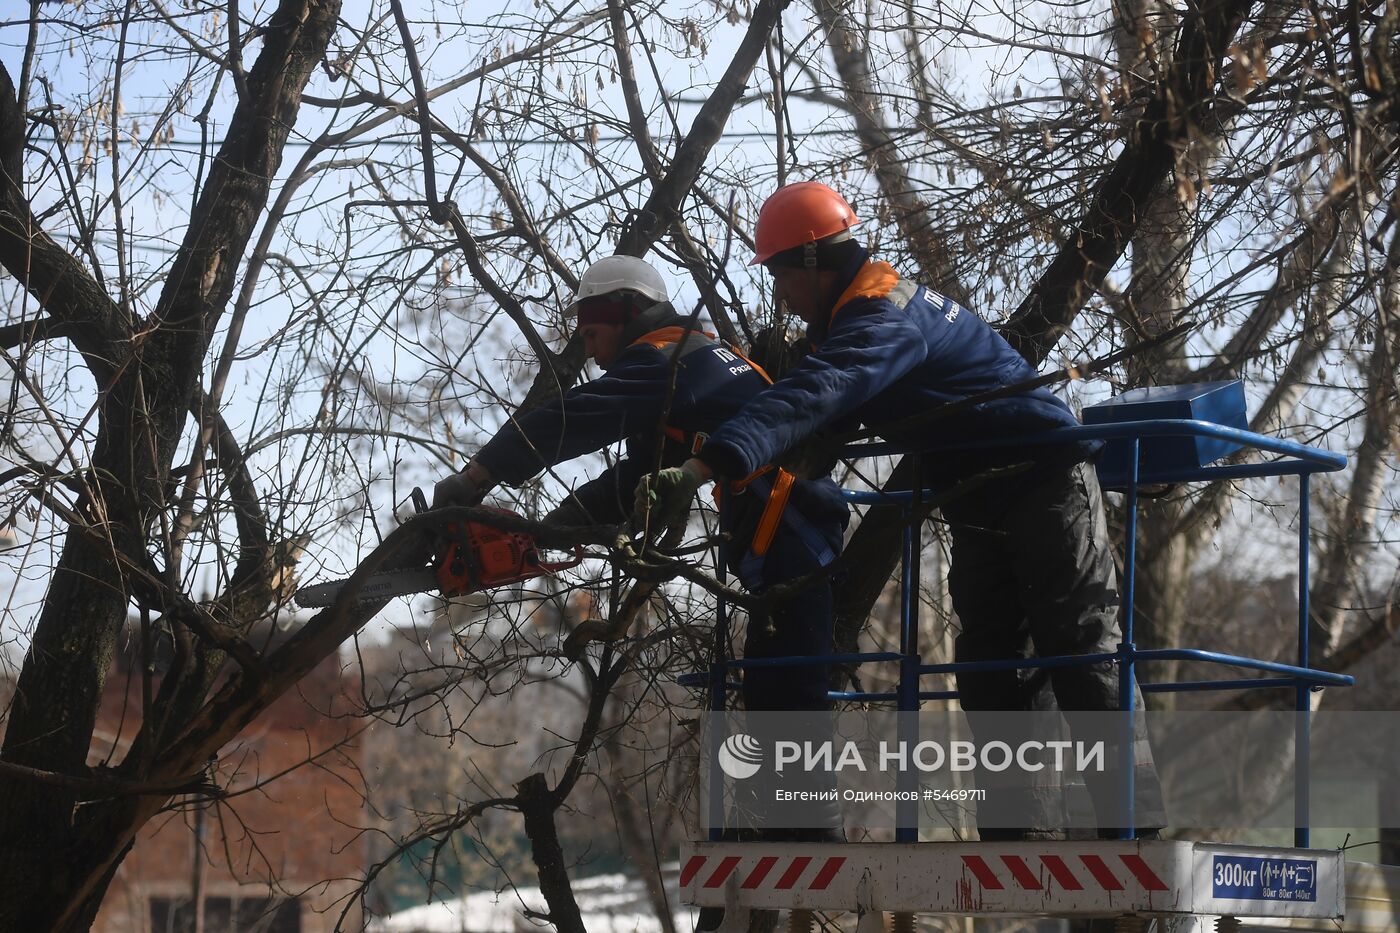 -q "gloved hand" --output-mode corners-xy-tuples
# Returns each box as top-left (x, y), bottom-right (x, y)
(633, 459), (709, 544)
(432, 466), (487, 509)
